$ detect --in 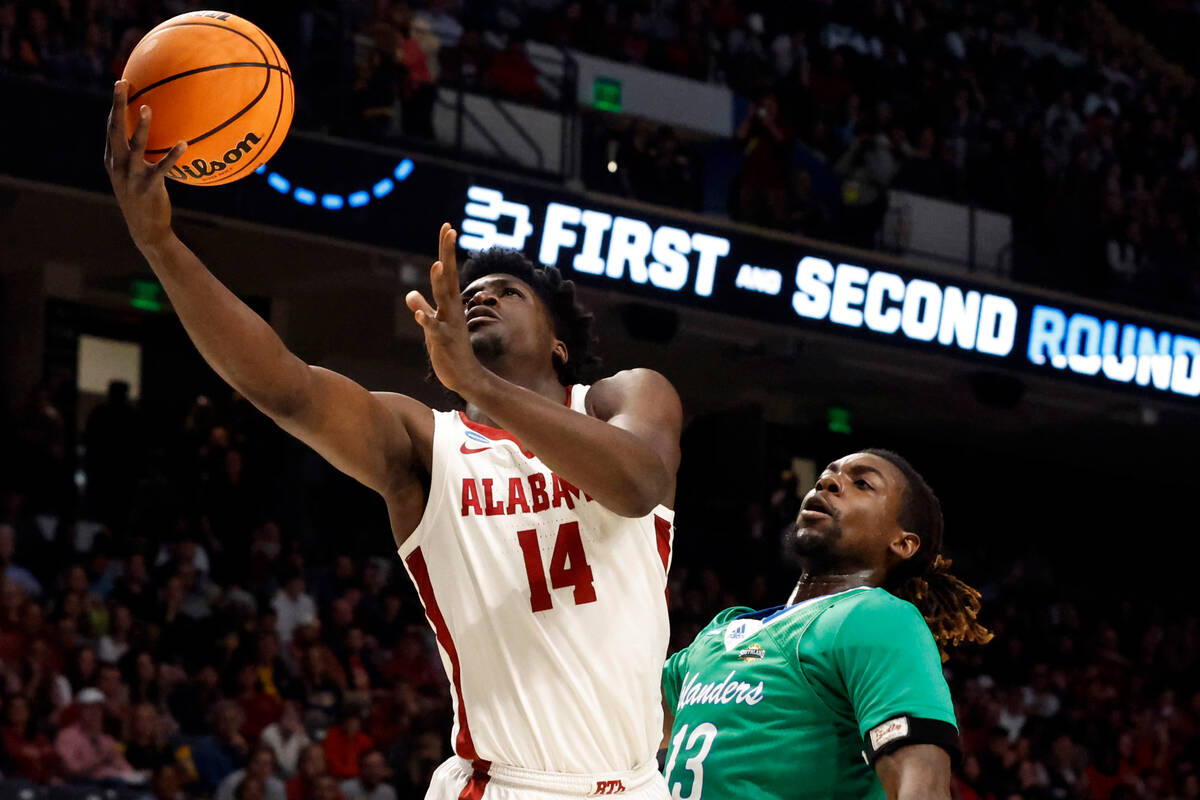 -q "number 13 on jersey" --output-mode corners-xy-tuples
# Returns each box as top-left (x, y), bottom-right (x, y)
(517, 521), (596, 612)
(664, 722), (719, 800)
